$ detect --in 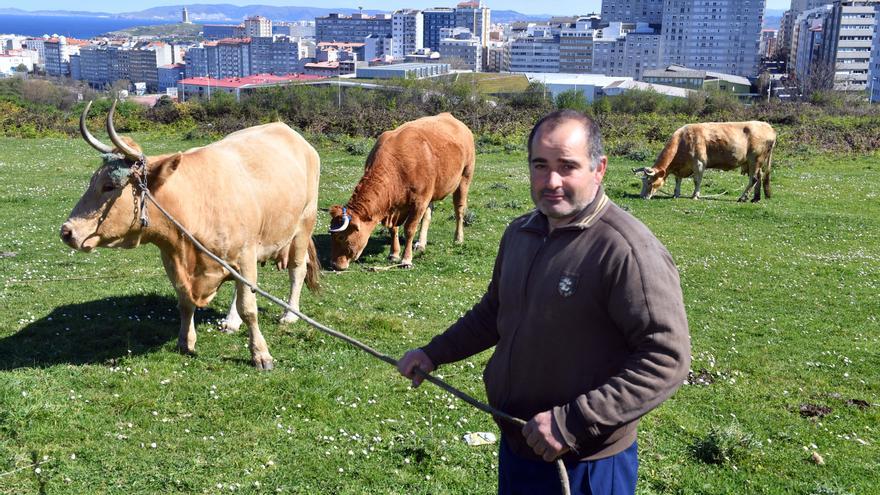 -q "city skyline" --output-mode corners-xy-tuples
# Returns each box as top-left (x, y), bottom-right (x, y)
(13, 0), (792, 17)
